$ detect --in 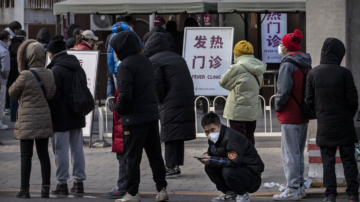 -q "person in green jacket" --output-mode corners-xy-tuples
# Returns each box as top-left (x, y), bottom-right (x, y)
(219, 40), (267, 145)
